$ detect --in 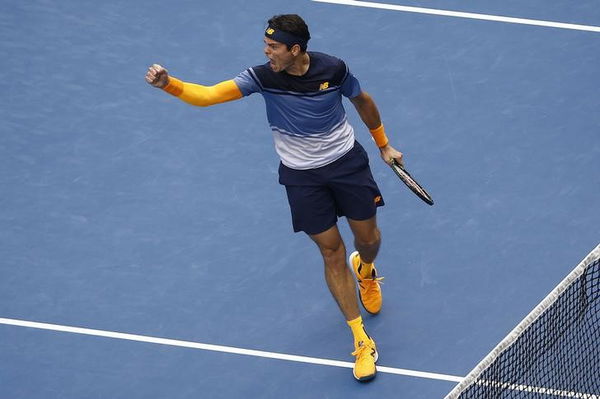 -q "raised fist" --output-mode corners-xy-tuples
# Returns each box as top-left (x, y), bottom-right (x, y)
(145, 64), (169, 88)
